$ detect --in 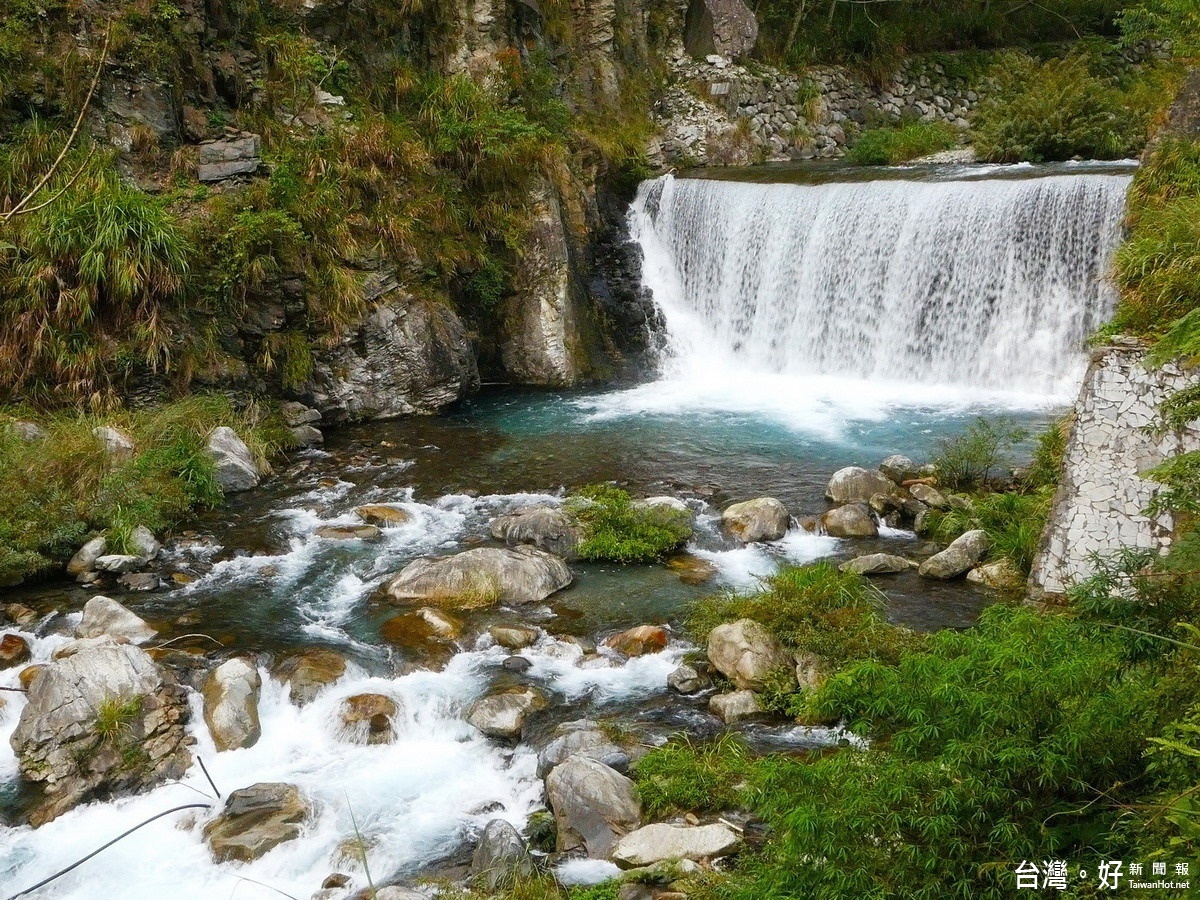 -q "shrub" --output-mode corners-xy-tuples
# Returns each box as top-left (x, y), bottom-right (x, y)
(687, 562), (922, 667)
(634, 733), (753, 818)
(846, 121), (958, 165)
(927, 489), (1052, 574)
(972, 54), (1140, 163)
(568, 484), (692, 563)
(1022, 417), (1069, 490)
(932, 416), (1027, 491)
